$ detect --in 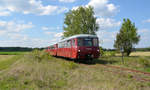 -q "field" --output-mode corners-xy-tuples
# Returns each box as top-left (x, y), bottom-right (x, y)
(130, 51), (150, 56)
(115, 51), (150, 57)
(0, 55), (15, 61)
(0, 51), (150, 90)
(0, 52), (28, 55)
